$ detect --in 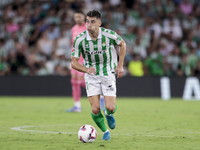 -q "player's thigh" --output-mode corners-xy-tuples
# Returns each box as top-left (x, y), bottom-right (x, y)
(77, 71), (85, 80)
(85, 76), (102, 97)
(104, 96), (116, 111)
(101, 75), (116, 97)
(71, 69), (78, 79)
(88, 95), (100, 114)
